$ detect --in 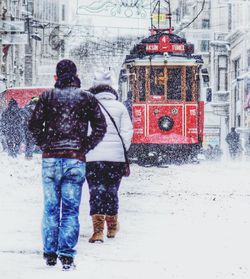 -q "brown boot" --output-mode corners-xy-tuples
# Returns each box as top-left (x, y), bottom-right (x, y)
(89, 214), (105, 243)
(106, 215), (119, 238)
